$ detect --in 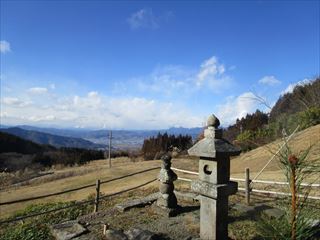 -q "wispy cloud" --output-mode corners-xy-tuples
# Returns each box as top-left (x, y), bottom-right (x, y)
(136, 65), (195, 95)
(28, 115), (56, 122)
(216, 92), (262, 126)
(127, 8), (173, 30)
(2, 97), (32, 107)
(0, 40), (11, 53)
(134, 55), (233, 95)
(258, 75), (281, 86)
(196, 56), (232, 91)
(27, 87), (48, 94)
